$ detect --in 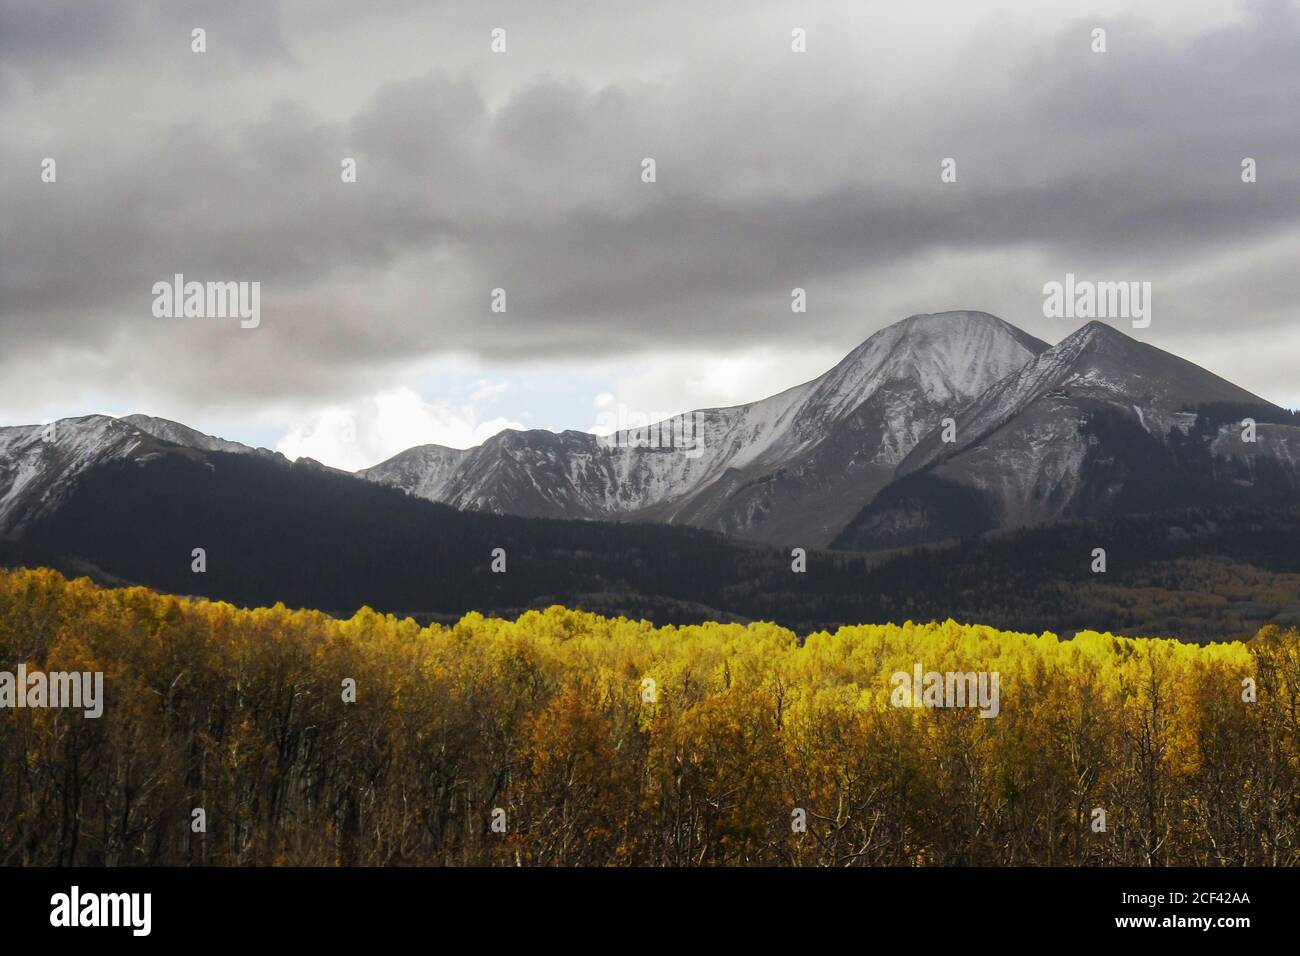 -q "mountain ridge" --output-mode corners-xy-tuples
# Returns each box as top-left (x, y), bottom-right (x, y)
(833, 319), (1298, 549)
(361, 310), (1048, 543)
(3, 312), (1297, 552)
